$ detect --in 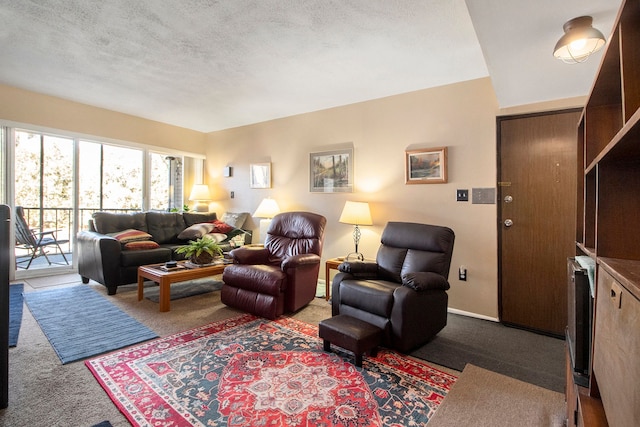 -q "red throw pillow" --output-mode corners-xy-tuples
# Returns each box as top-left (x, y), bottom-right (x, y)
(211, 219), (234, 233)
(124, 240), (160, 251)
